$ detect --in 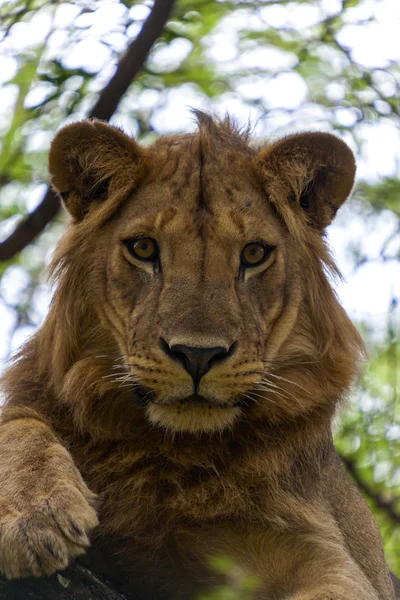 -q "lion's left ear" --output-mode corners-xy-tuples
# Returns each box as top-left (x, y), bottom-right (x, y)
(257, 132), (356, 230)
(49, 119), (144, 221)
